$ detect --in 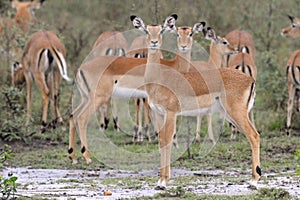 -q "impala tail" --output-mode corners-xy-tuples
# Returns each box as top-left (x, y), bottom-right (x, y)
(247, 82), (256, 113)
(49, 47), (71, 81)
